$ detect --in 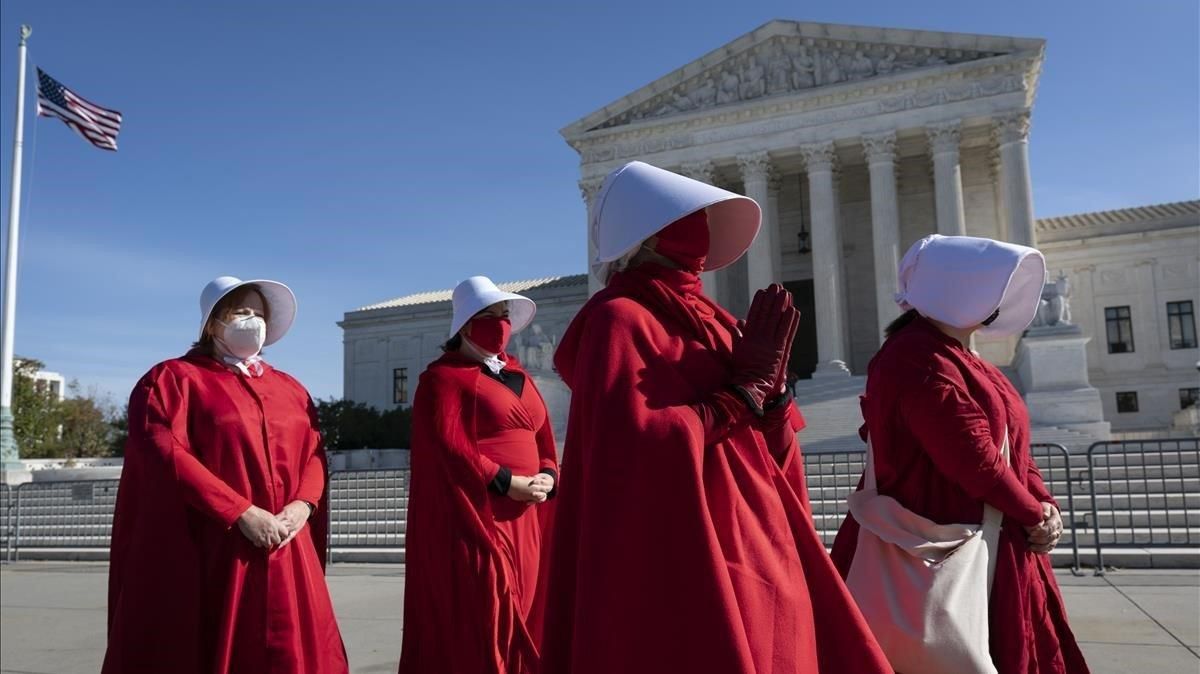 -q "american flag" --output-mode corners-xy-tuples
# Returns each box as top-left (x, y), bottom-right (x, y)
(36, 68), (122, 151)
